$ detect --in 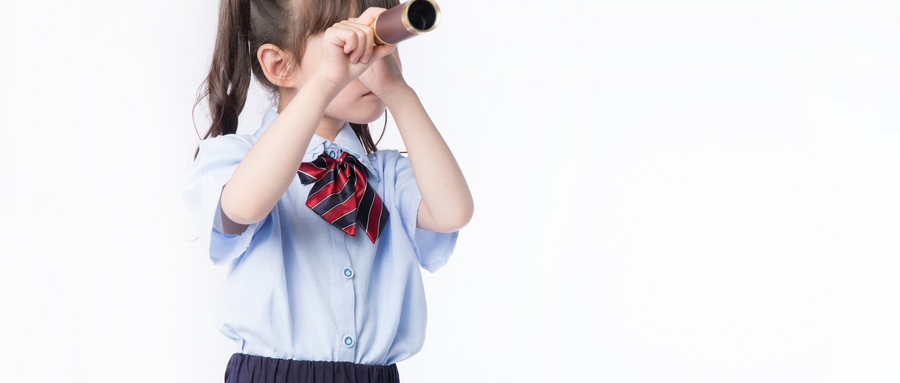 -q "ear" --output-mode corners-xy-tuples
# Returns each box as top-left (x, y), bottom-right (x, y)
(257, 43), (297, 88)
